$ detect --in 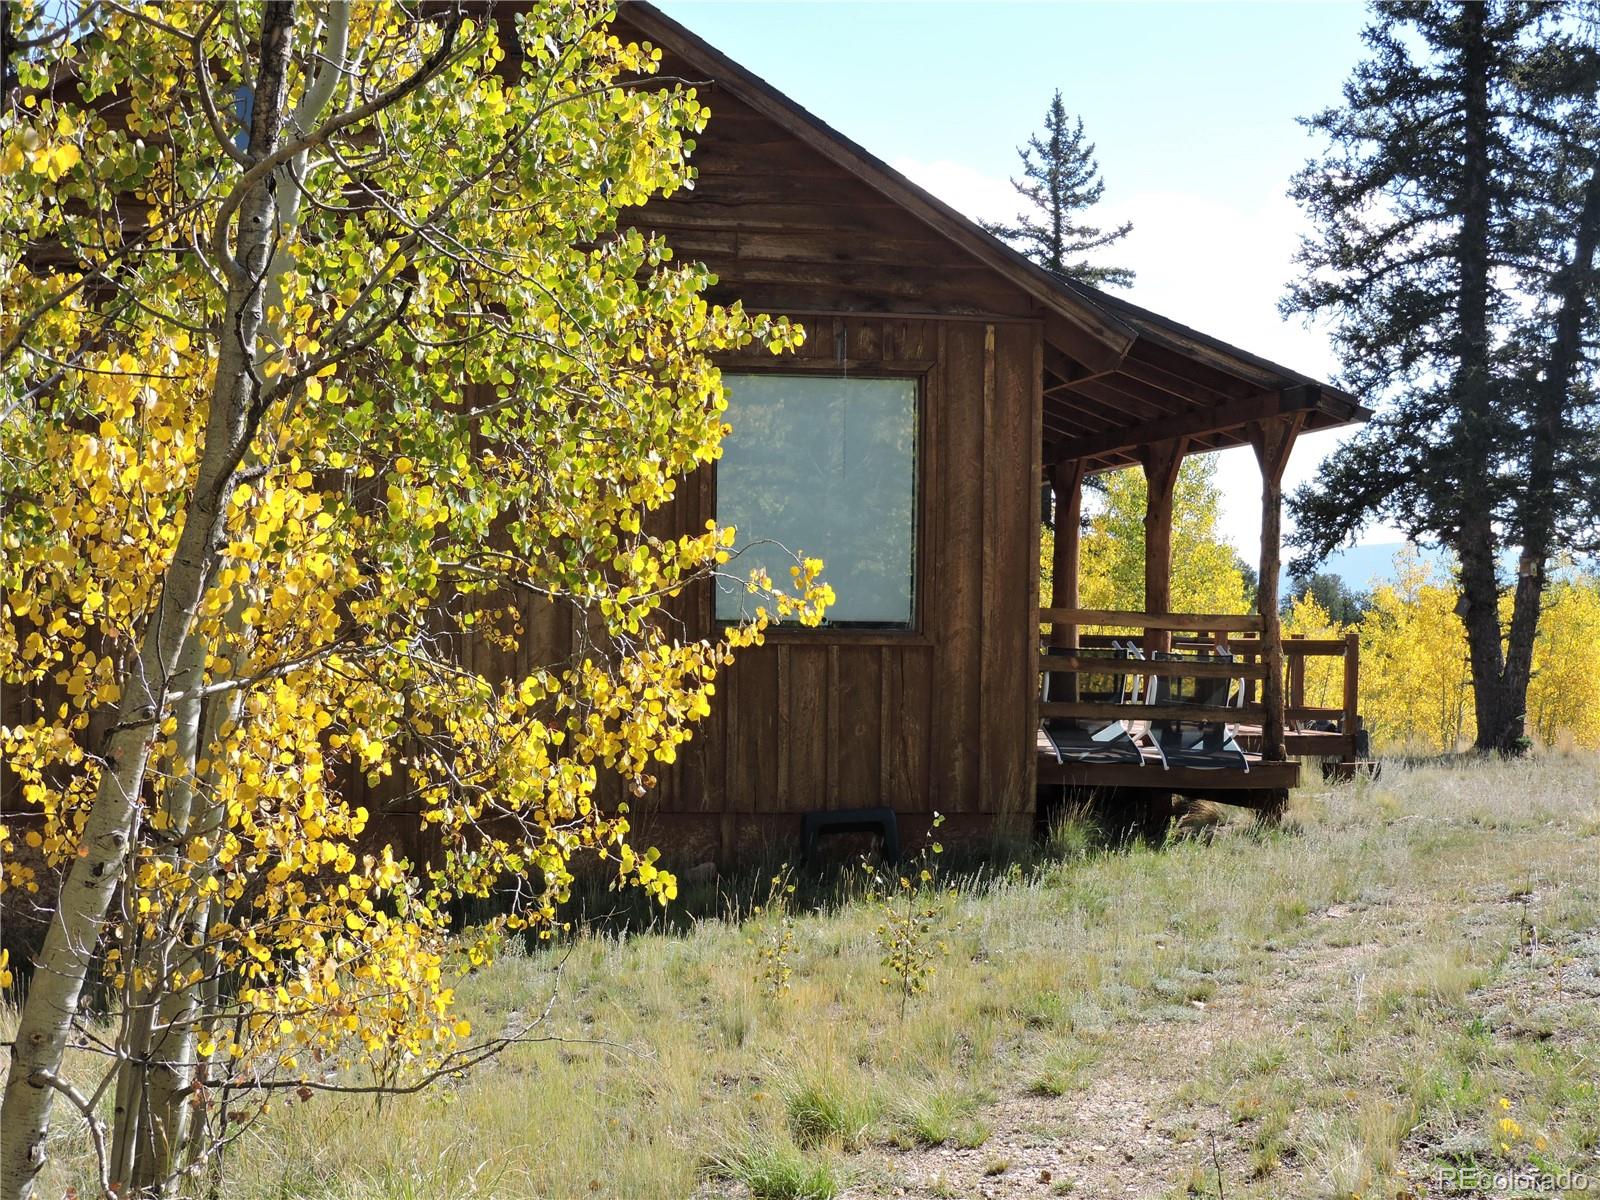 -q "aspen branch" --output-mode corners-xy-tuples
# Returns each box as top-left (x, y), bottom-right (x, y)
(26, 1071), (113, 1200)
(187, 4), (253, 169)
(209, 9), (469, 277)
